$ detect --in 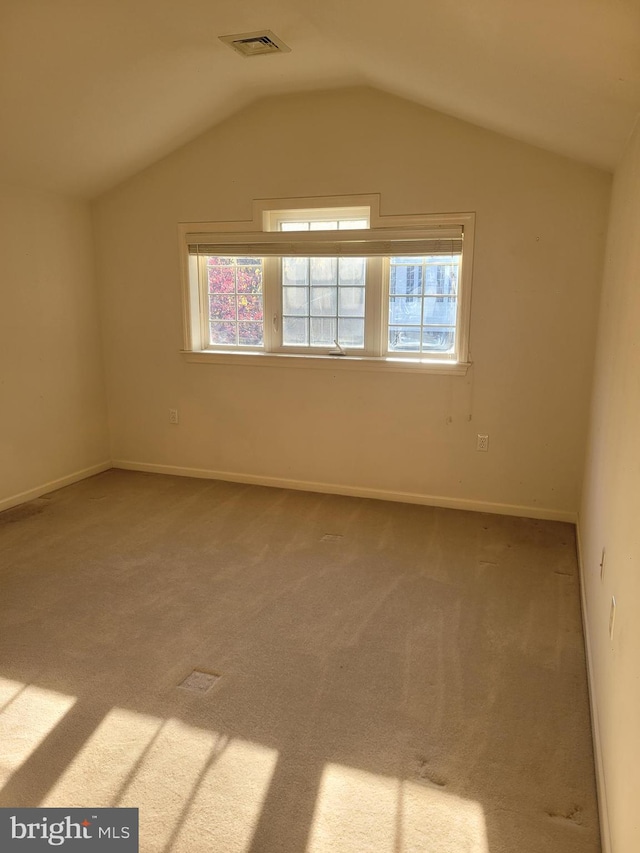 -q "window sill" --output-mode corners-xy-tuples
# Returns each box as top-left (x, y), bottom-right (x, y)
(181, 350), (471, 376)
